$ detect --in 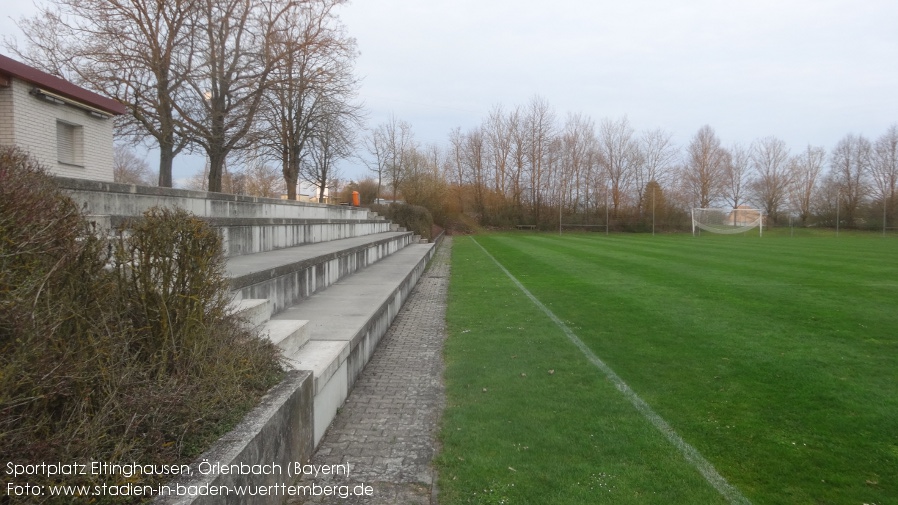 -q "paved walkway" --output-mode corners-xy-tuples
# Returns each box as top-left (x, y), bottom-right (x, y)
(288, 237), (452, 505)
